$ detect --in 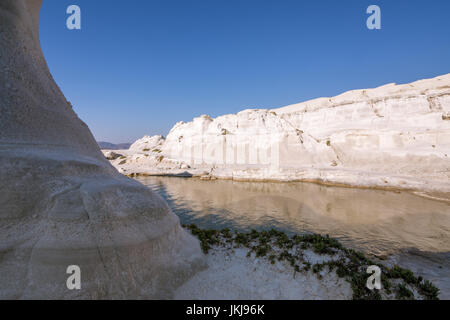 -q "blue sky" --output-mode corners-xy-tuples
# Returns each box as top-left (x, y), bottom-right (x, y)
(40, 0), (450, 143)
